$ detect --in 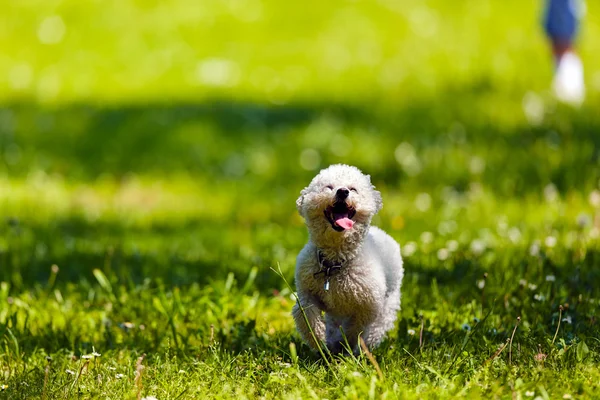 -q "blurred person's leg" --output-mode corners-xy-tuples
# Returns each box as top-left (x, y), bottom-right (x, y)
(544, 0), (585, 105)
